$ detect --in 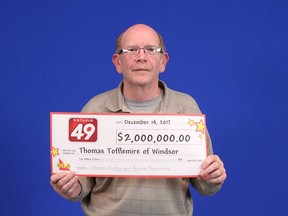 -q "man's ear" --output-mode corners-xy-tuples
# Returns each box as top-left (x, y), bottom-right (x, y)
(112, 54), (122, 74)
(159, 52), (169, 73)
